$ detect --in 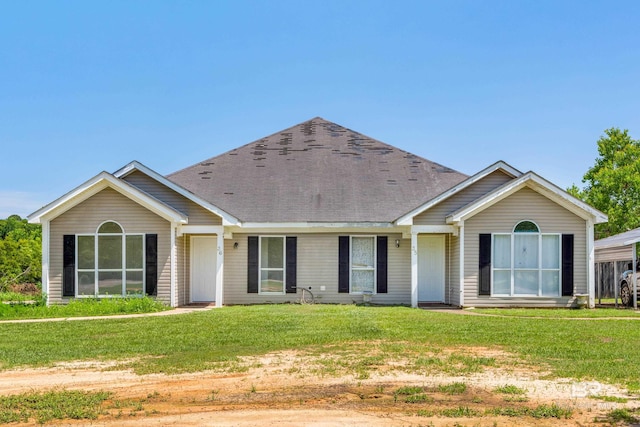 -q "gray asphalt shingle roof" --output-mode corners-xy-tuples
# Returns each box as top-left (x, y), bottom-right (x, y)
(167, 117), (468, 223)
